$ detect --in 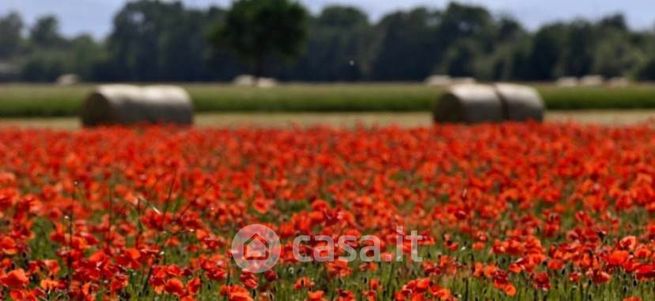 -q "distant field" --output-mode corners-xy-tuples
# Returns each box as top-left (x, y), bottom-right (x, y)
(1, 83), (655, 117)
